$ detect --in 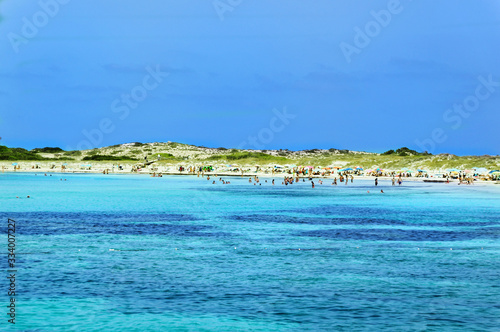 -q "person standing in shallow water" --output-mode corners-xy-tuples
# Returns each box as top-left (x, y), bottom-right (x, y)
(375, 178), (378, 186)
